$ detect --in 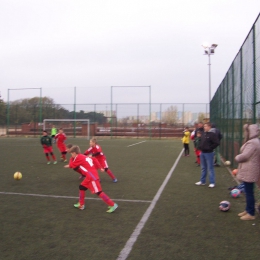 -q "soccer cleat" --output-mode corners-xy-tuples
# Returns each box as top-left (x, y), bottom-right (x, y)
(47, 161), (51, 165)
(208, 184), (215, 188)
(195, 181), (205, 186)
(63, 159), (67, 163)
(106, 203), (118, 213)
(113, 178), (118, 183)
(79, 175), (85, 180)
(53, 161), (57, 164)
(74, 202), (85, 210)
